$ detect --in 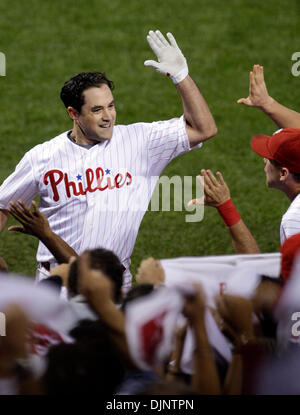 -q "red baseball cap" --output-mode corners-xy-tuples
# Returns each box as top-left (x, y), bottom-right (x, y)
(251, 128), (300, 173)
(280, 233), (300, 281)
